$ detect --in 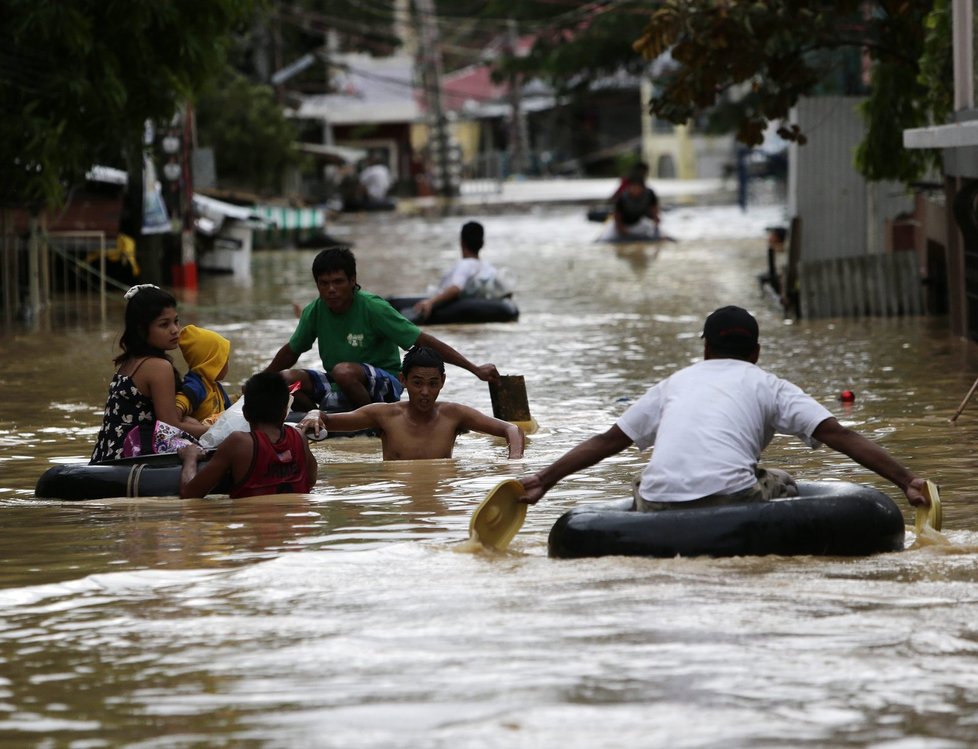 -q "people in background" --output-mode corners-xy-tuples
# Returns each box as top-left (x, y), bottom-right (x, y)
(358, 155), (393, 209)
(611, 161), (651, 201)
(412, 221), (510, 322)
(758, 226), (787, 297)
(612, 163), (660, 240)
